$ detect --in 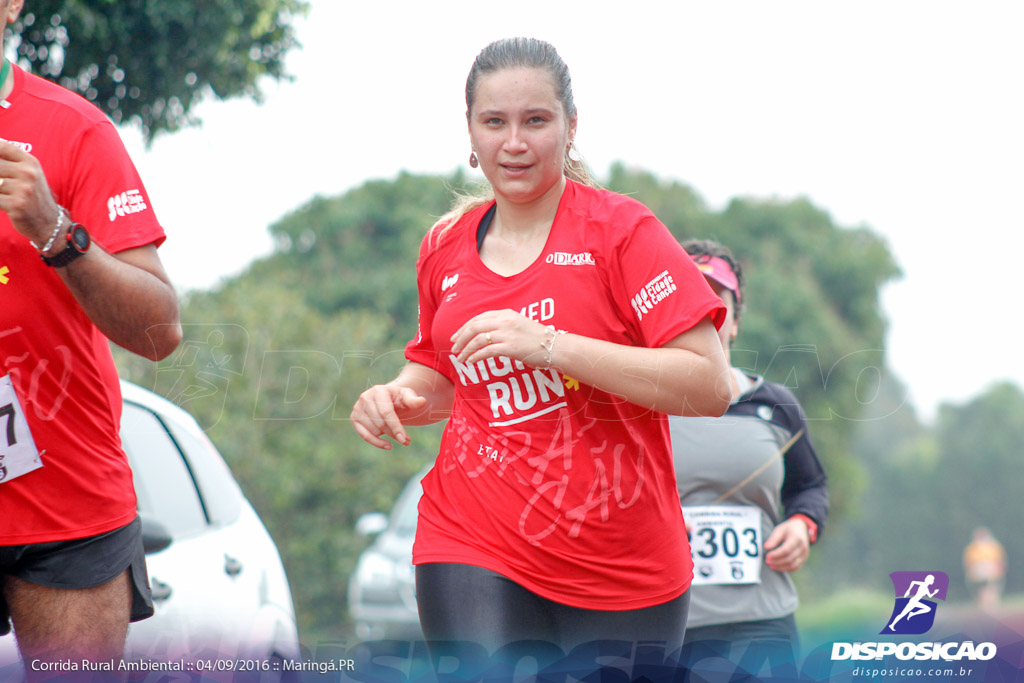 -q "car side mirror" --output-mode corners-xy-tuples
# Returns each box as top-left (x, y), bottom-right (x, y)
(140, 515), (174, 554)
(355, 512), (388, 537)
